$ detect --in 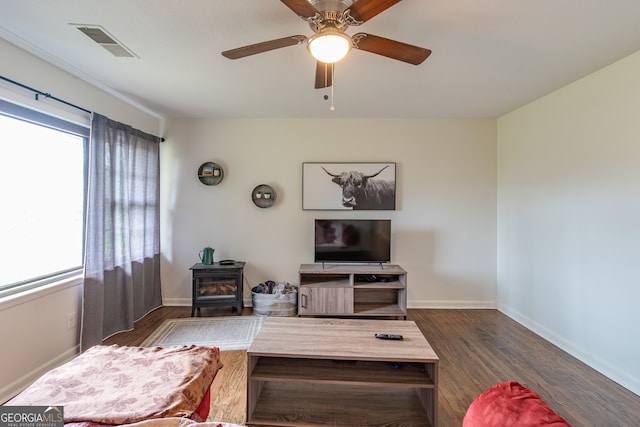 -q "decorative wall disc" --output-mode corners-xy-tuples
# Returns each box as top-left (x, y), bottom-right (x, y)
(251, 184), (276, 208)
(198, 161), (224, 185)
